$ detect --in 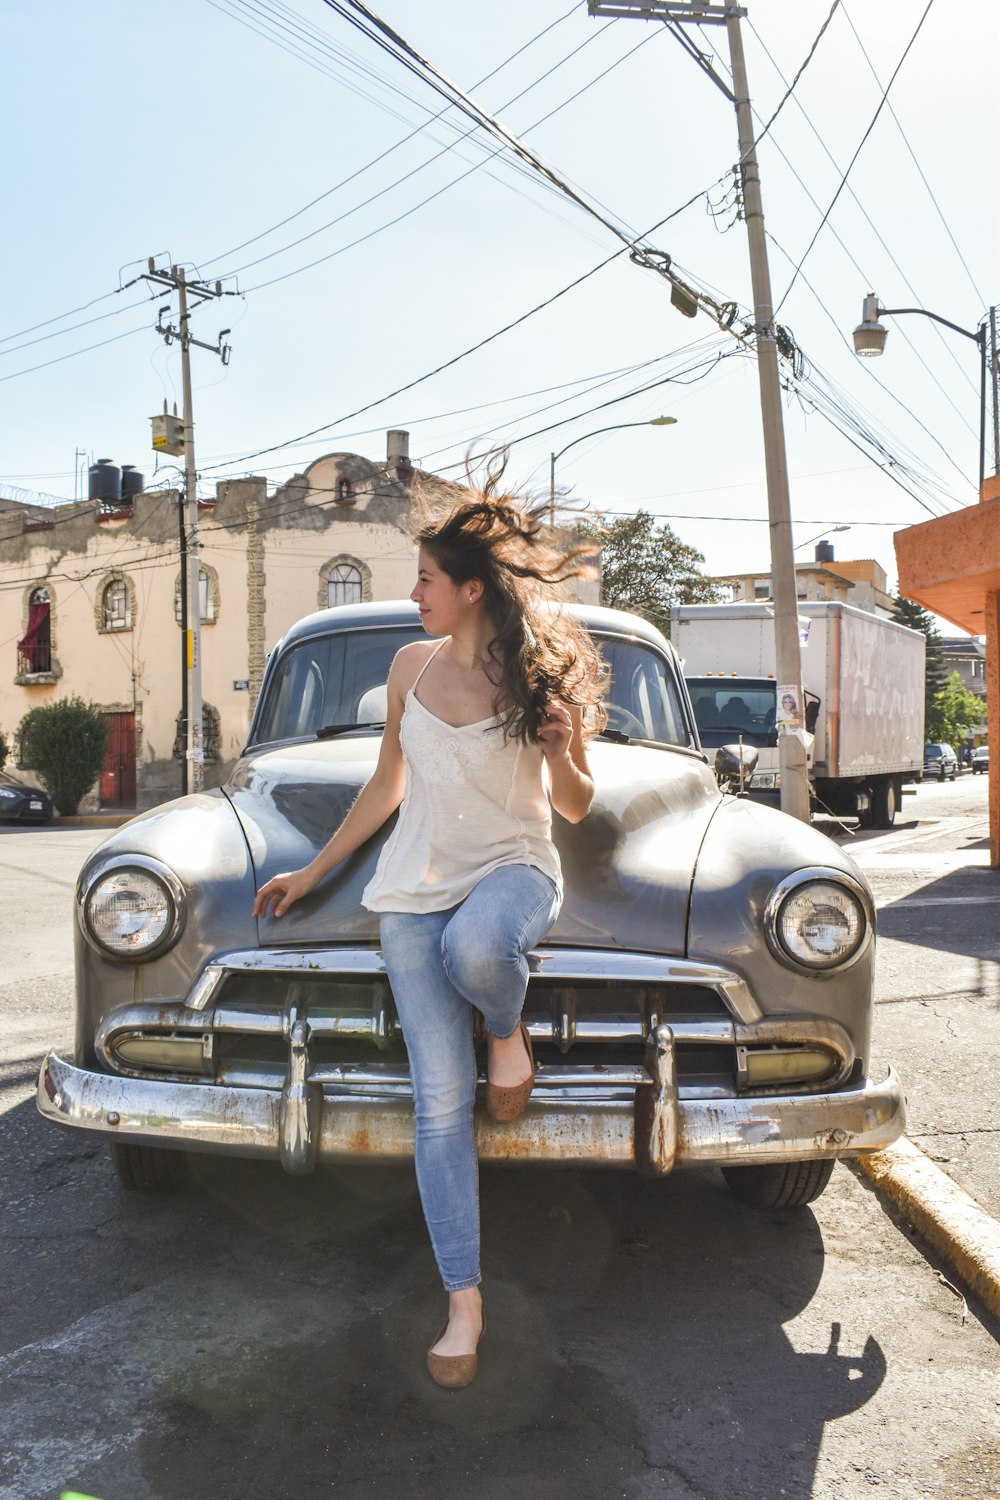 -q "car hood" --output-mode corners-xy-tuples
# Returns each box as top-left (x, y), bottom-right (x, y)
(226, 737), (722, 954)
